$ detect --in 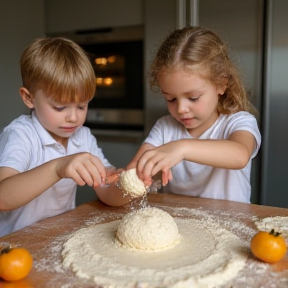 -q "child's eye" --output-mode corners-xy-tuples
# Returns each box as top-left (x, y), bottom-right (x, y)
(166, 98), (176, 103)
(78, 105), (87, 110)
(53, 106), (65, 111)
(189, 96), (200, 102)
